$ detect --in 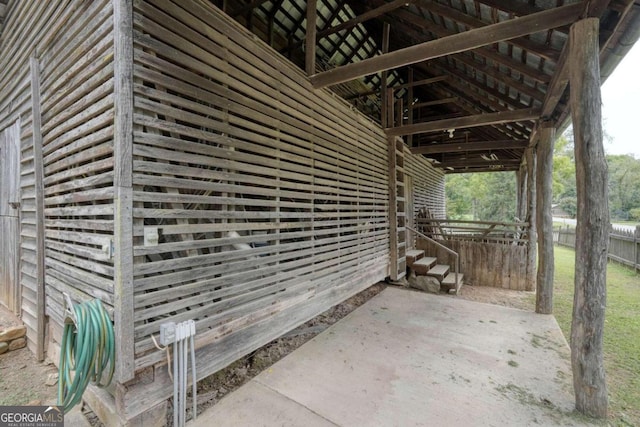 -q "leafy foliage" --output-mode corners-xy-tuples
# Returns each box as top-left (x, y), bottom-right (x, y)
(445, 172), (516, 222)
(445, 129), (640, 222)
(551, 130), (640, 221)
